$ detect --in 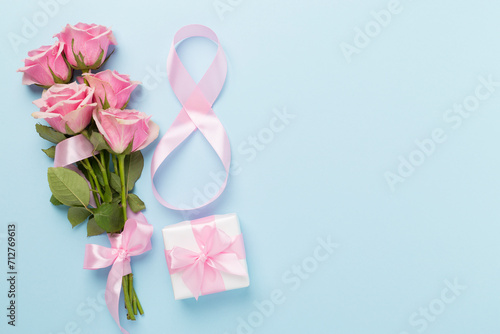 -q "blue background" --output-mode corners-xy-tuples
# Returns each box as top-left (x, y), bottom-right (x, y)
(1, 0), (500, 333)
